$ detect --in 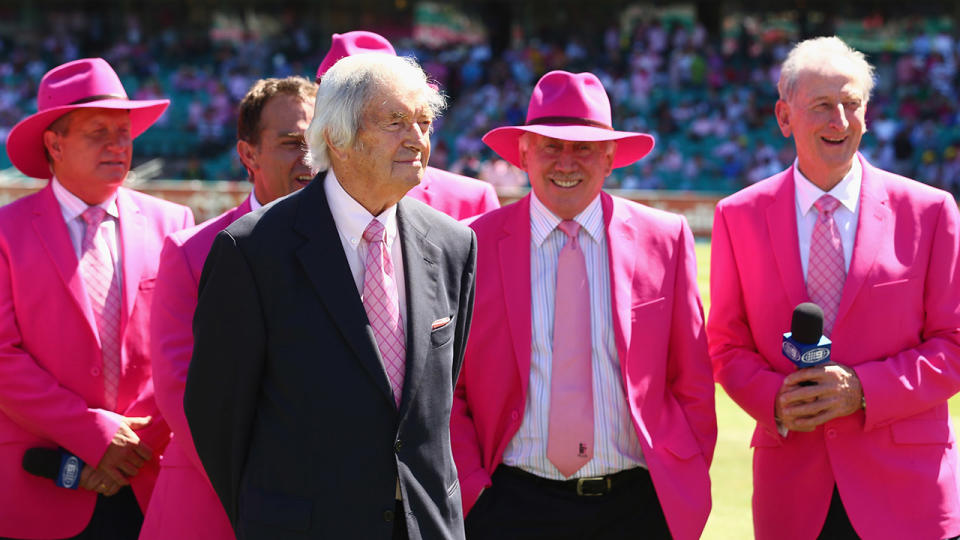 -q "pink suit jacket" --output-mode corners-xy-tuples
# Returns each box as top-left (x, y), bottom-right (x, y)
(450, 192), (716, 540)
(709, 155), (960, 540)
(0, 183), (193, 539)
(138, 197), (252, 540)
(406, 166), (500, 220)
